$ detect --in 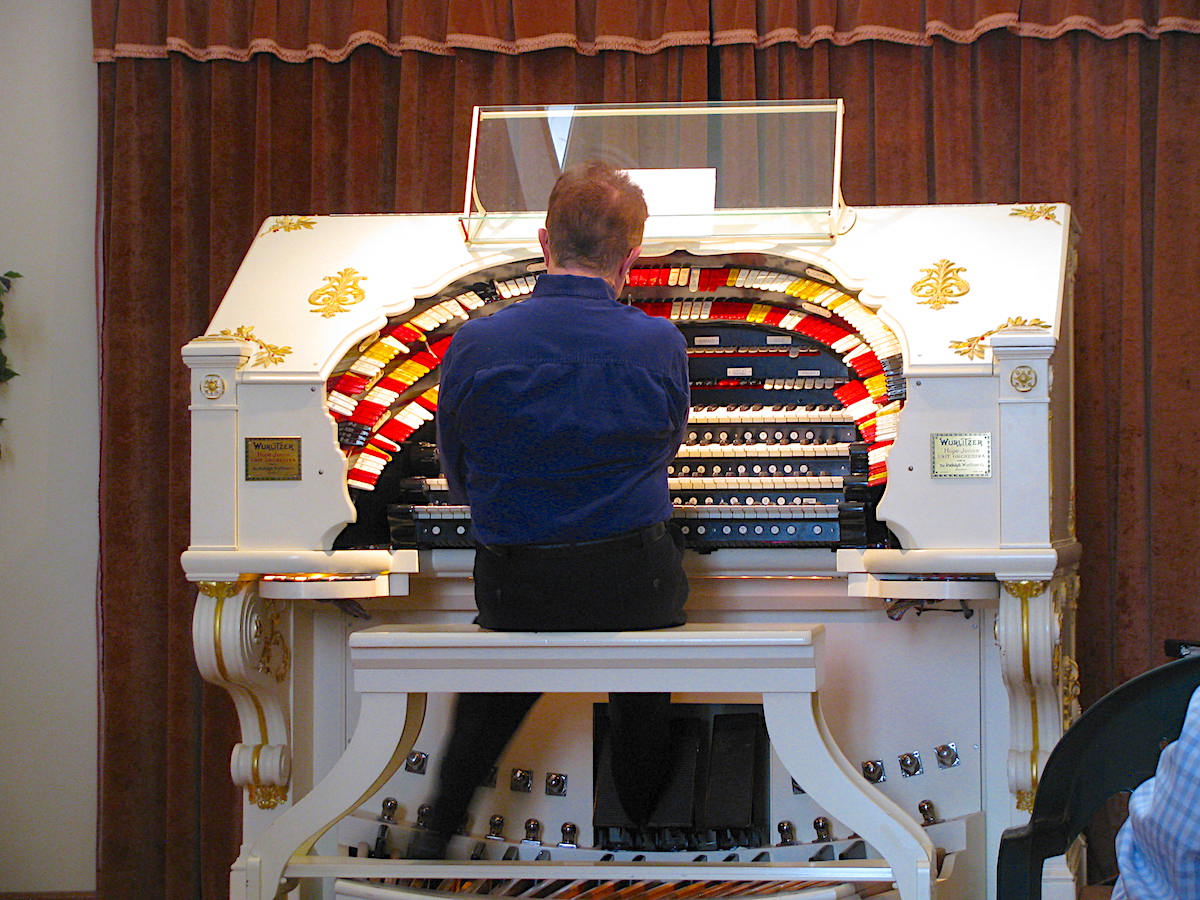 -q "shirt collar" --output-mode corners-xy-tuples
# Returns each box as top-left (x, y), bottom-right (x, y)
(531, 273), (617, 302)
